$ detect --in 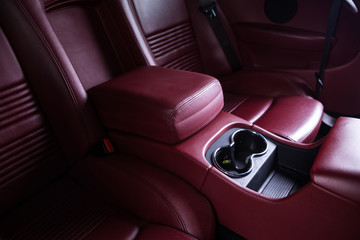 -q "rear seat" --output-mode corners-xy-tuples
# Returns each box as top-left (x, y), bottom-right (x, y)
(3, 0), (323, 143)
(117, 0), (324, 143)
(0, 1), (215, 239)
